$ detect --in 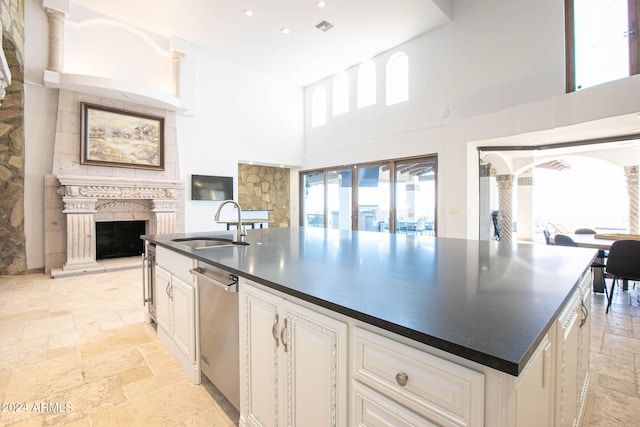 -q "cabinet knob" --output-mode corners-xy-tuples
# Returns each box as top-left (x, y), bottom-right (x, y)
(395, 372), (409, 387)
